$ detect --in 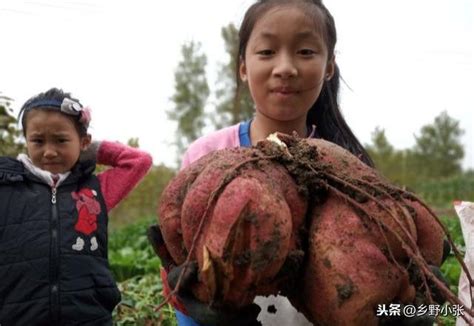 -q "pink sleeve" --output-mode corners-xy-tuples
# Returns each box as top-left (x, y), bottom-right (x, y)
(180, 124), (240, 170)
(96, 141), (153, 212)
